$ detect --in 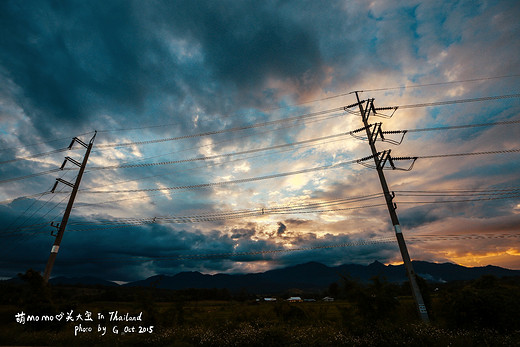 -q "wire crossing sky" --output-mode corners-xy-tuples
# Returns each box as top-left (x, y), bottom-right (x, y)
(1, 0), (520, 282)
